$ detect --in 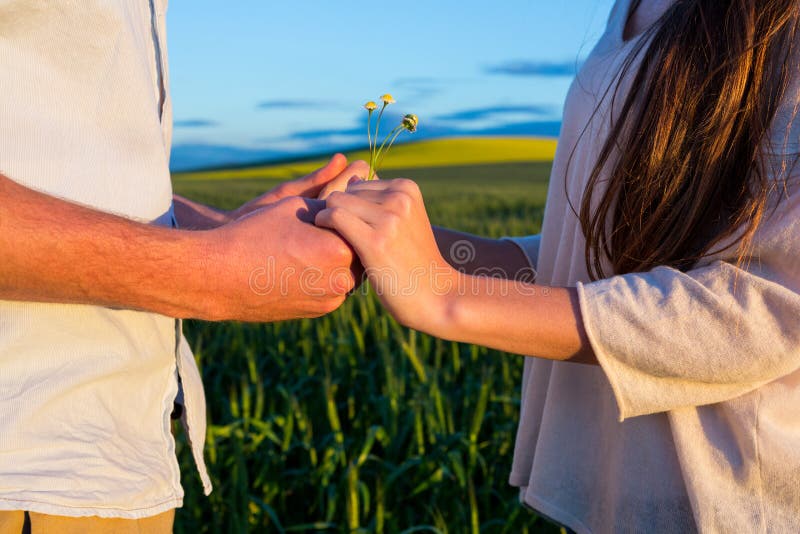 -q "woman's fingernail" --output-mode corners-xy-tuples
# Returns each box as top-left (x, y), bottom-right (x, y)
(348, 176), (363, 185)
